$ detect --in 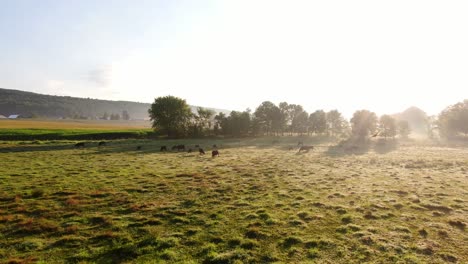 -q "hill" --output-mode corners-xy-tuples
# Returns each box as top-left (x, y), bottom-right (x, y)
(0, 88), (230, 120)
